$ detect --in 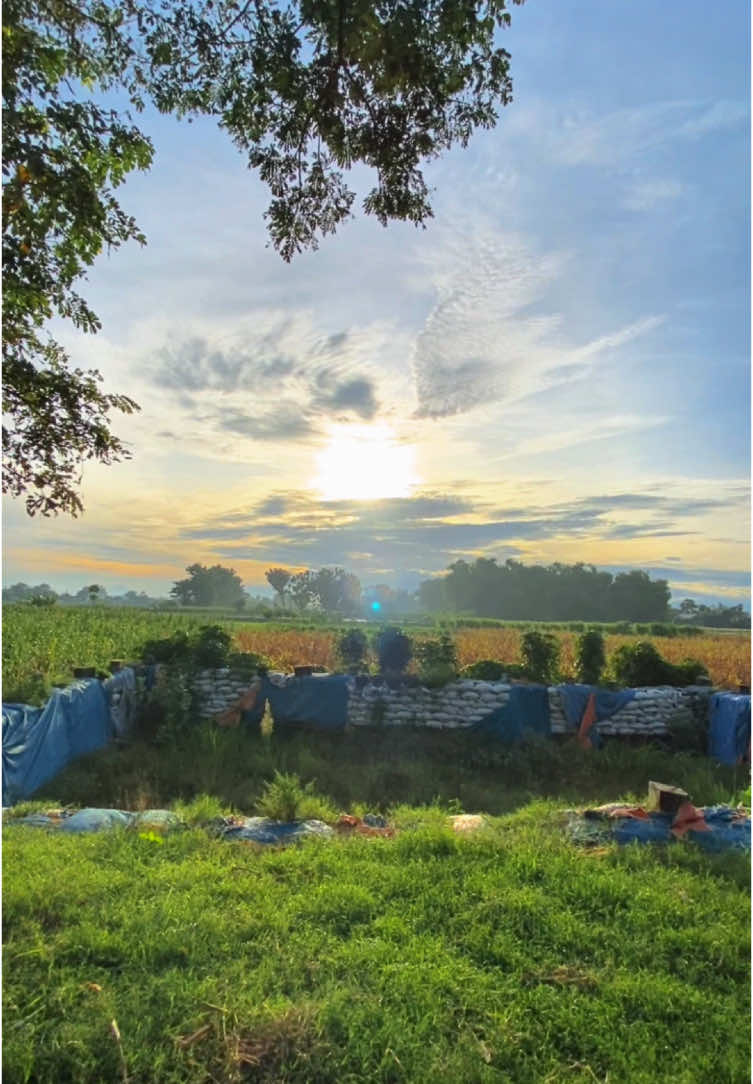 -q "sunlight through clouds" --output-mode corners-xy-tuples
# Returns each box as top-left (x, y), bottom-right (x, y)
(312, 425), (420, 502)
